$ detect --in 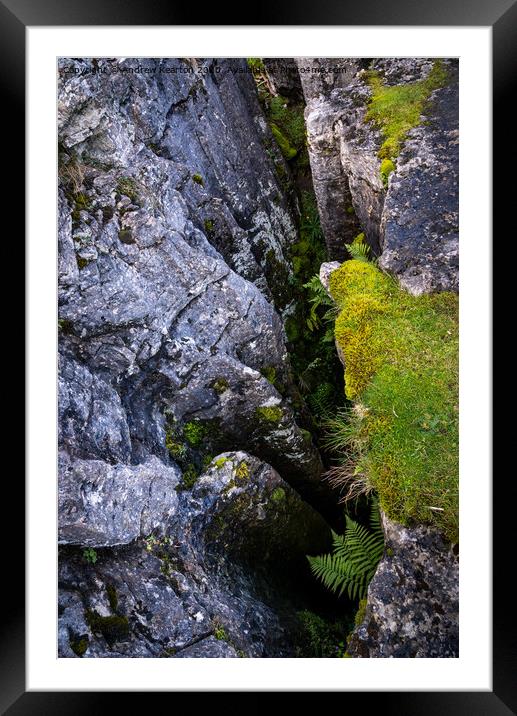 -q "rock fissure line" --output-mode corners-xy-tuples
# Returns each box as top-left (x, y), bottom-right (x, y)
(58, 56), (459, 660)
